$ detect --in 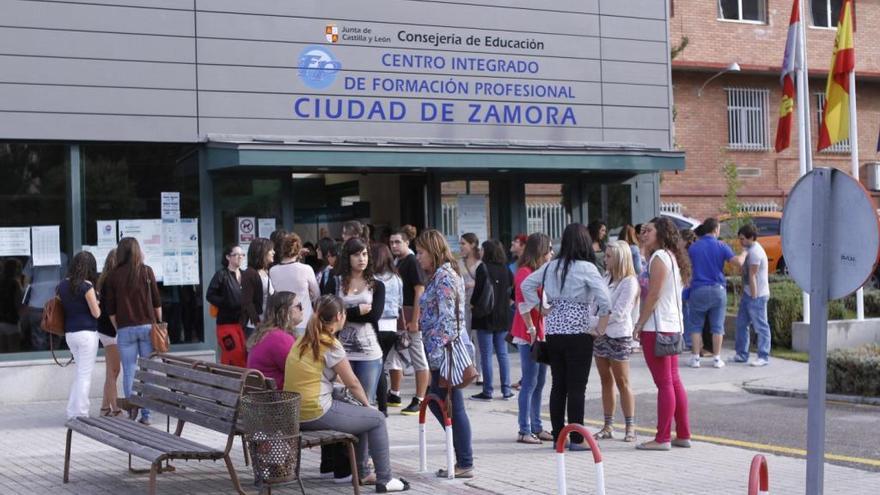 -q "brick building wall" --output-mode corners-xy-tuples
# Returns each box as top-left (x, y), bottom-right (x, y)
(665, 0), (880, 220)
